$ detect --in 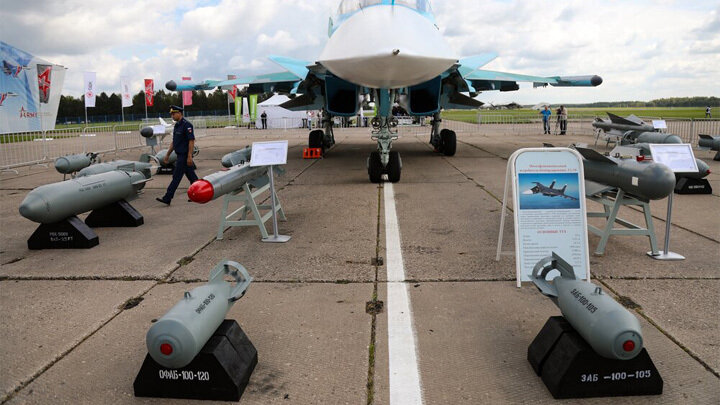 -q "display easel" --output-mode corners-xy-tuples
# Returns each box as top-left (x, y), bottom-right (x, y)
(215, 178), (285, 240)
